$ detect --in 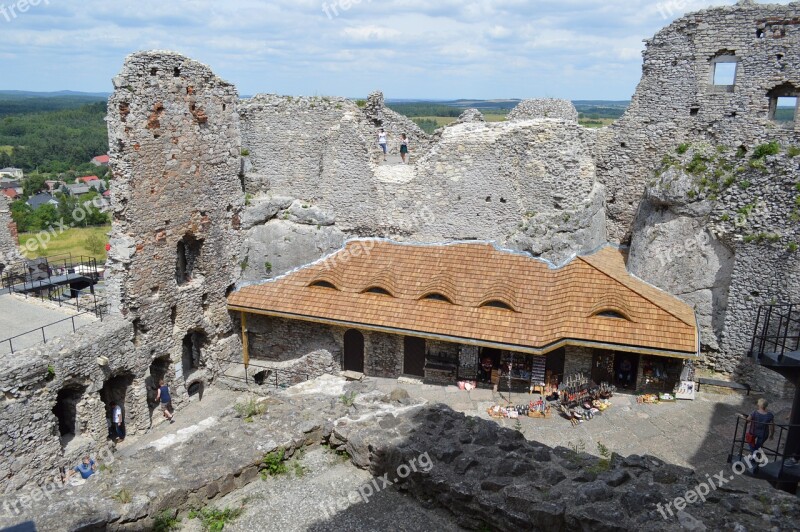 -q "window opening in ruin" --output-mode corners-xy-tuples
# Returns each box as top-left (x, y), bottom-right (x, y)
(253, 369), (271, 385)
(173, 67), (180, 77)
(176, 234), (203, 285)
(53, 385), (86, 441)
(182, 331), (206, 378)
(711, 59), (737, 86)
(757, 28), (764, 39)
(774, 96), (797, 123)
(150, 68), (158, 76)
(690, 107), (700, 116)
(187, 381), (203, 397)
